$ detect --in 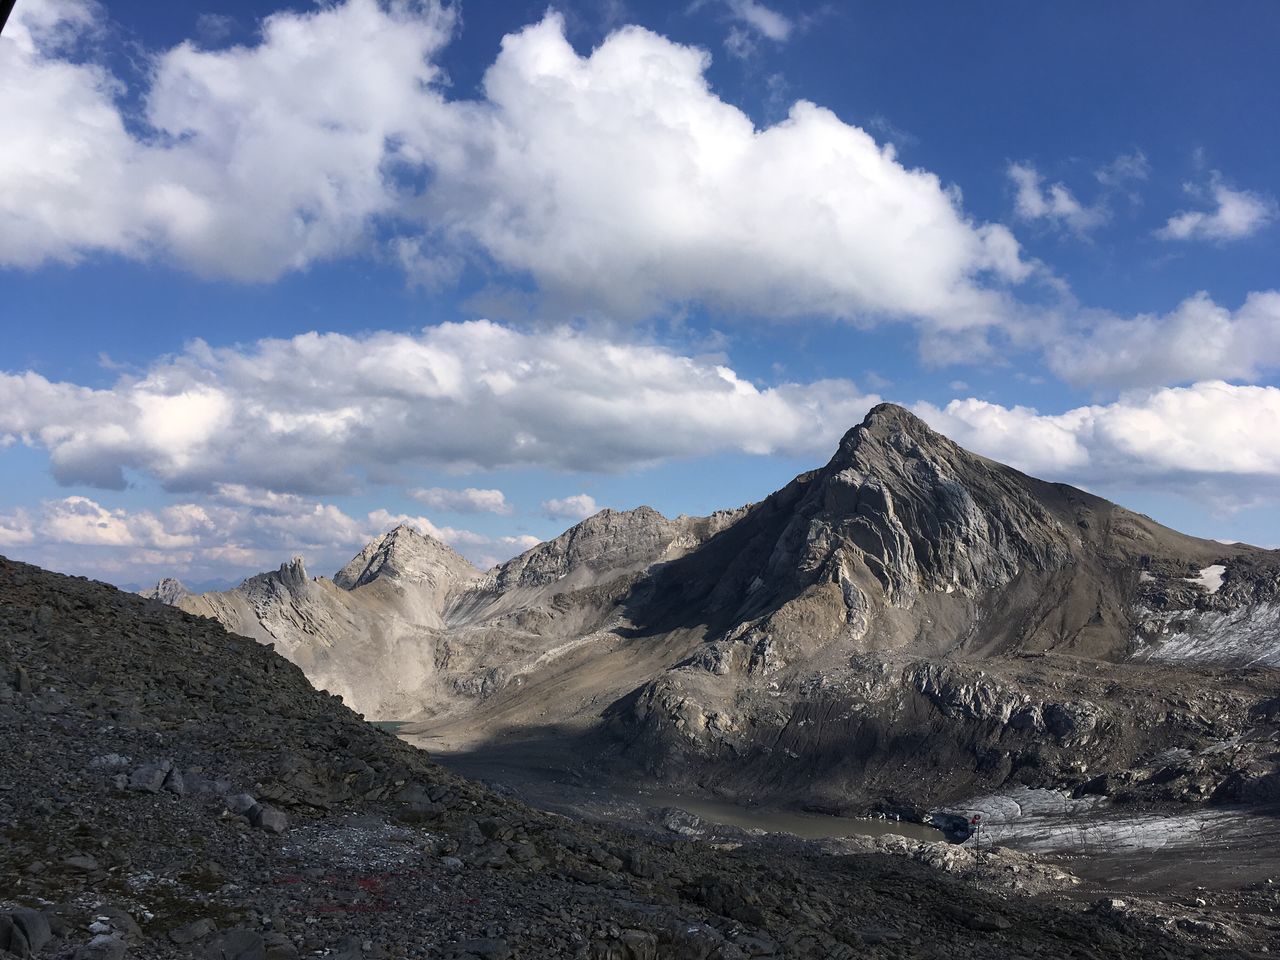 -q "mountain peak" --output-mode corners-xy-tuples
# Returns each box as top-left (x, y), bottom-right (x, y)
(488, 504), (679, 592)
(861, 401), (930, 430)
(139, 577), (190, 604)
(830, 402), (946, 468)
(334, 525), (479, 591)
